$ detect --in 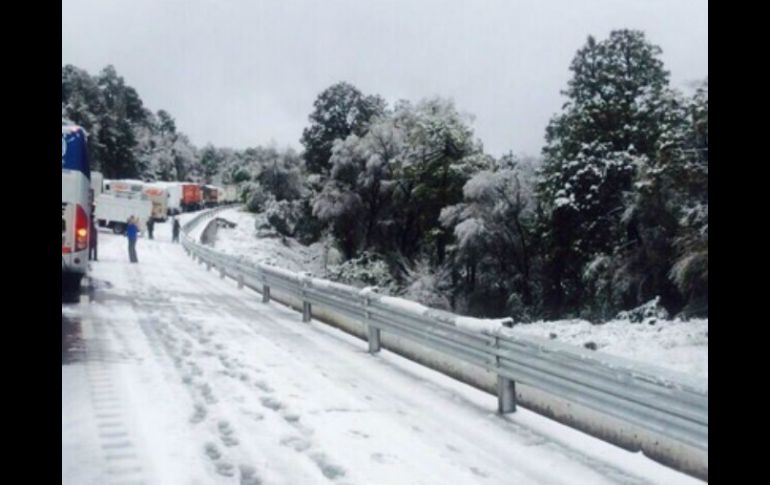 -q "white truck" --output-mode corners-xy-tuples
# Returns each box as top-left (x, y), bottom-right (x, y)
(105, 179), (172, 221)
(104, 179), (145, 197)
(221, 184), (239, 204)
(141, 183), (170, 221)
(94, 193), (152, 234)
(153, 181), (183, 215)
